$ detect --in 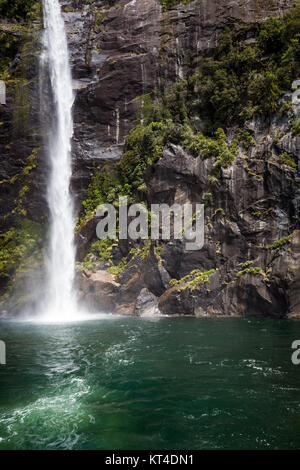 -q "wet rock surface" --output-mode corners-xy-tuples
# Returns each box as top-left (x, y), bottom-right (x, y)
(77, 128), (300, 317)
(65, 0), (295, 204)
(71, 0), (299, 318)
(77, 268), (120, 312)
